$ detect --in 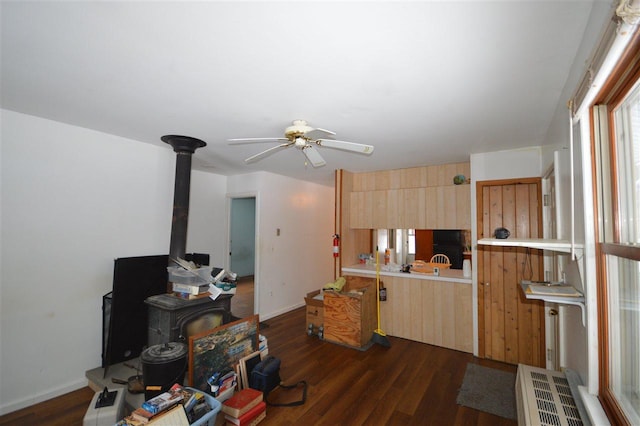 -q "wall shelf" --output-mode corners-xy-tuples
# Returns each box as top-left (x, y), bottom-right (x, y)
(478, 237), (583, 255)
(520, 281), (585, 325)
